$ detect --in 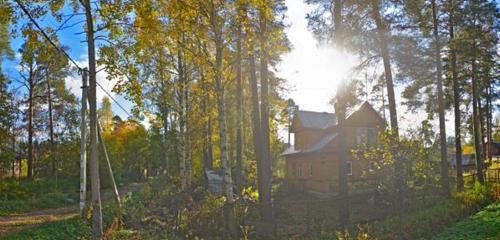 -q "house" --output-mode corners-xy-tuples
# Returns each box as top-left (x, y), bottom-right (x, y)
(282, 101), (386, 193)
(449, 154), (476, 171)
